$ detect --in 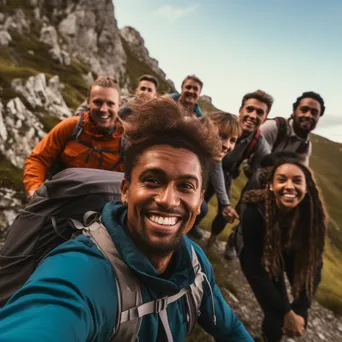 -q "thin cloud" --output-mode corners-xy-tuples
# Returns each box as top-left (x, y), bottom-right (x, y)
(154, 4), (199, 21)
(318, 114), (342, 129)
